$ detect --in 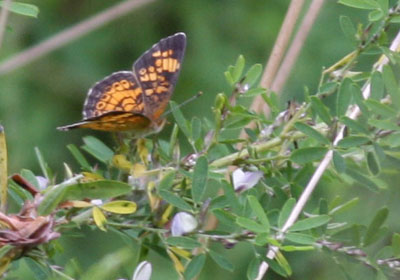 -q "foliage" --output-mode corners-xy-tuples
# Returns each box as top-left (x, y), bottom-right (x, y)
(1, 0), (400, 279)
